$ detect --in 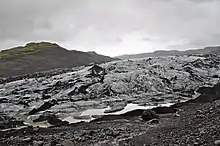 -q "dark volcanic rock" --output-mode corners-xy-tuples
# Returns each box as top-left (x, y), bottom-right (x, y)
(88, 65), (106, 77)
(86, 65), (107, 83)
(150, 97), (165, 102)
(0, 97), (8, 103)
(41, 94), (51, 100)
(29, 99), (57, 115)
(141, 109), (159, 121)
